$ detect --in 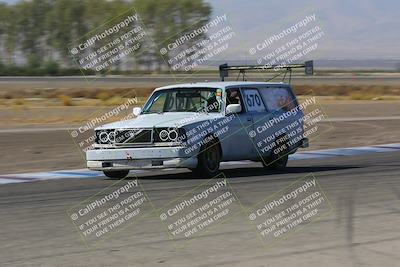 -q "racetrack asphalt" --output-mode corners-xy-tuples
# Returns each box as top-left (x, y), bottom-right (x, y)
(0, 151), (399, 267)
